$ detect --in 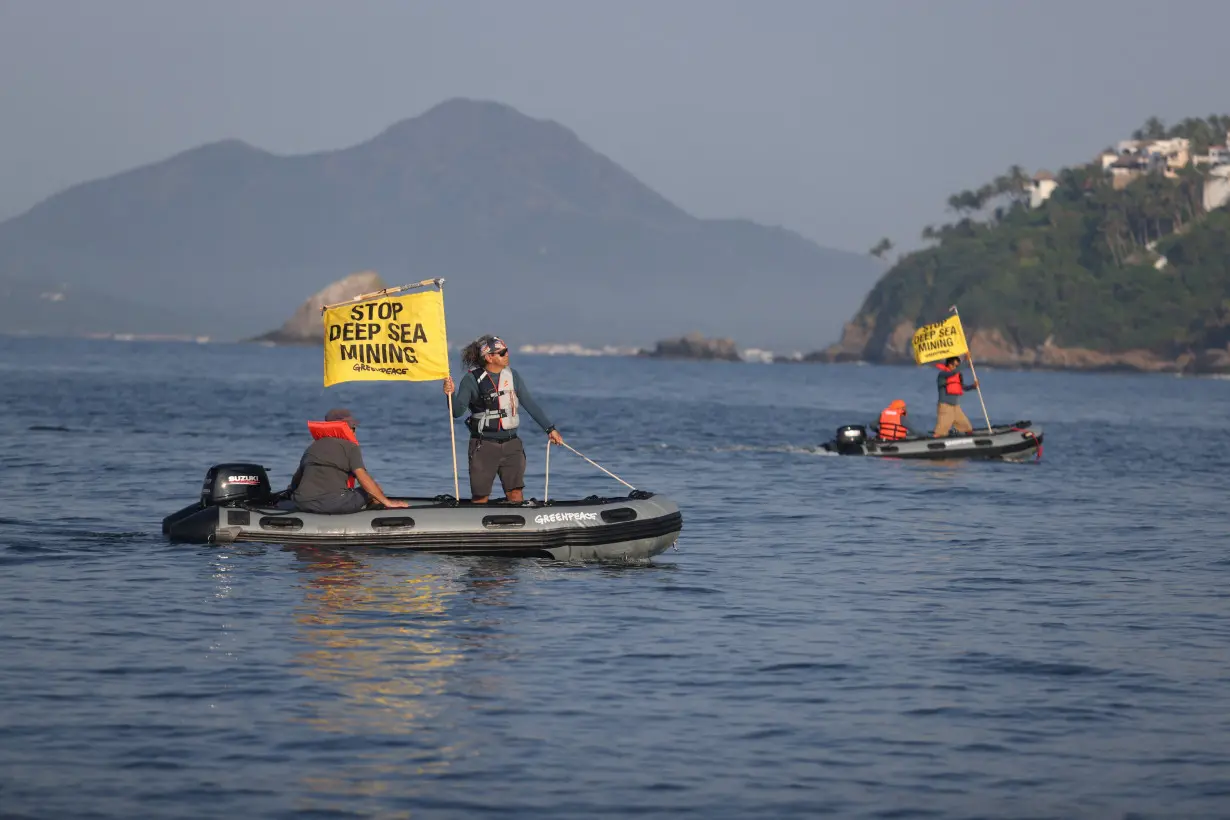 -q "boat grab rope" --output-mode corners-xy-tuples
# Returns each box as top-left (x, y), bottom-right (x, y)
(544, 441), (638, 501)
(1010, 426), (1043, 461)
